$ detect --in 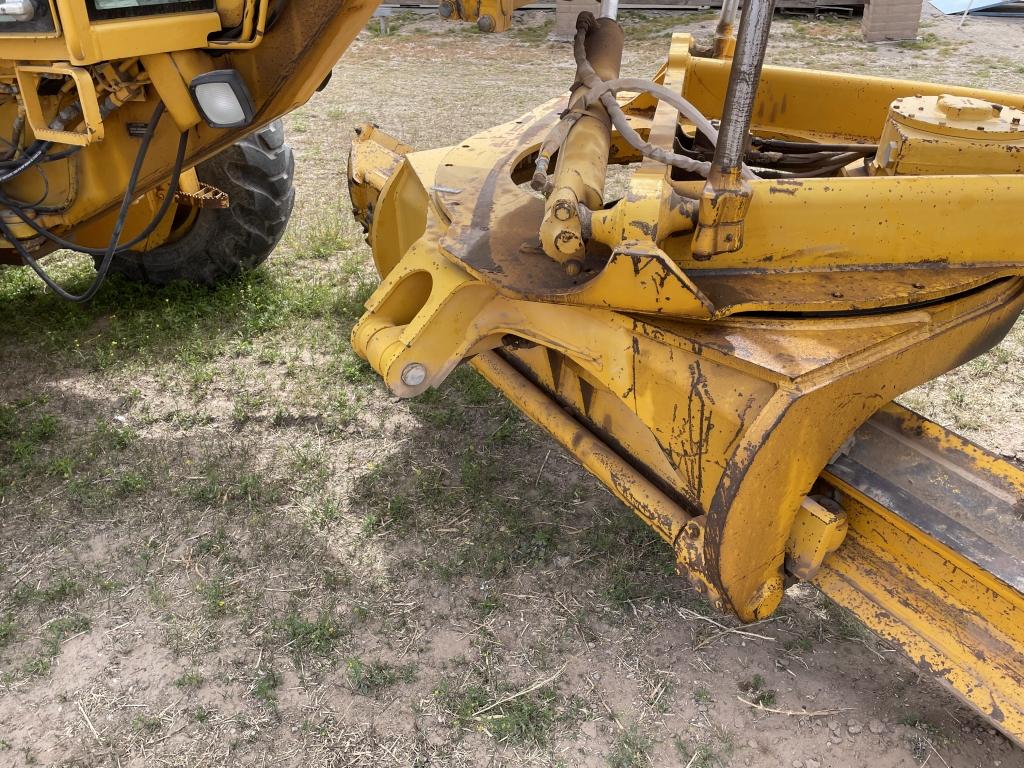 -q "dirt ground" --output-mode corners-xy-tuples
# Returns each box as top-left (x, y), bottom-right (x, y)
(1, 7), (1023, 768)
